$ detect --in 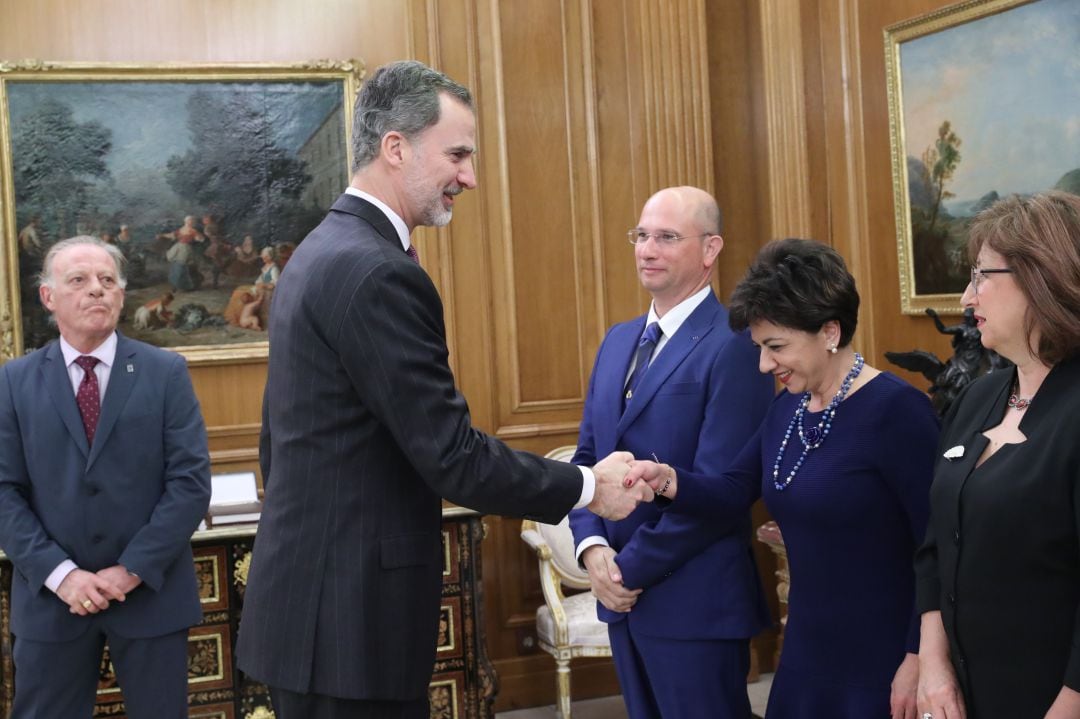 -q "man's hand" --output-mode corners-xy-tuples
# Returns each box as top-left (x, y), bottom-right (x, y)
(581, 546), (641, 613)
(625, 460), (678, 499)
(97, 565), (142, 595)
(56, 568), (127, 616)
(588, 451), (654, 520)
